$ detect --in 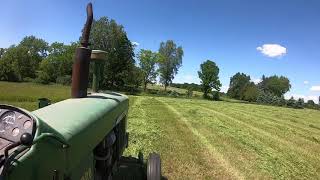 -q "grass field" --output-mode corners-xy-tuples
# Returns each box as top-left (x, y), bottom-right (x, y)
(126, 96), (320, 179)
(1, 82), (320, 179)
